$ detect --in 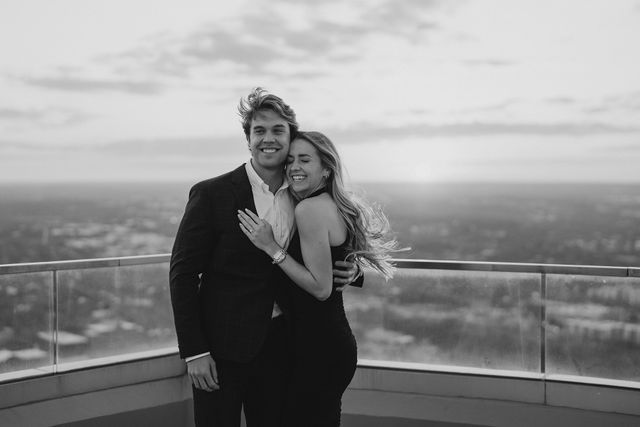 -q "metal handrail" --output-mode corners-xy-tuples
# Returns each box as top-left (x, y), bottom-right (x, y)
(2, 254), (639, 277)
(0, 254), (170, 274)
(393, 258), (640, 278)
(2, 253), (640, 389)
